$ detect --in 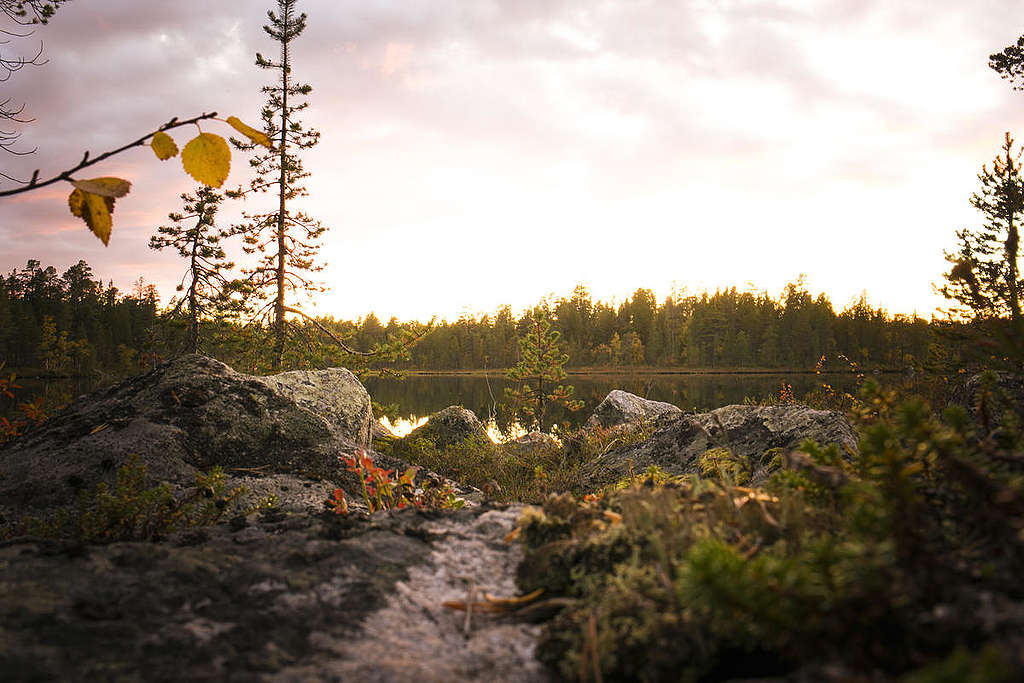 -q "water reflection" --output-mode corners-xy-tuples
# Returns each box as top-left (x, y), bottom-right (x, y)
(3, 372), (862, 438)
(379, 415), (428, 437)
(363, 372), (862, 434)
(381, 412), (527, 444)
